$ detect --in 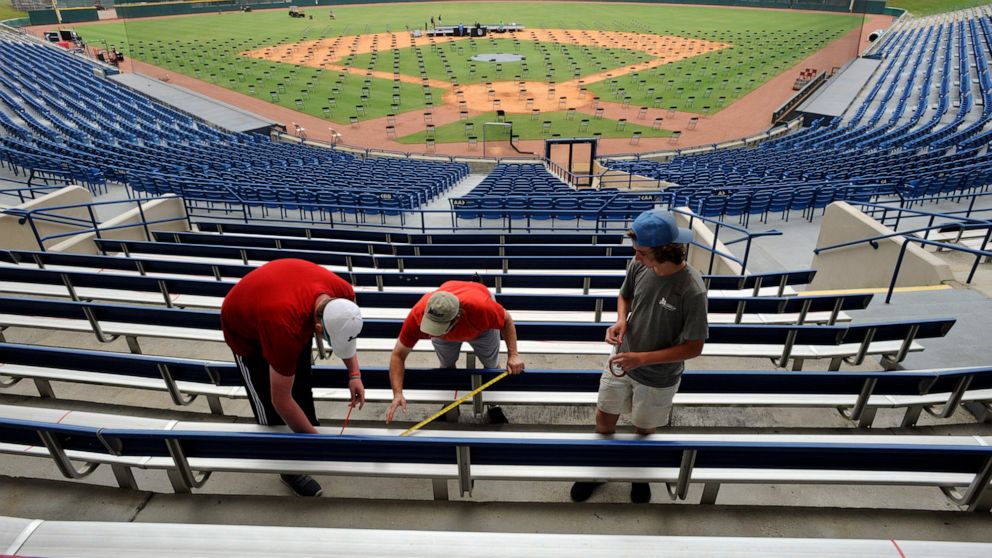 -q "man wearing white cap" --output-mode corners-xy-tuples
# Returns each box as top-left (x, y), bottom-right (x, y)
(385, 280), (525, 423)
(221, 258), (364, 497)
(571, 209), (708, 505)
